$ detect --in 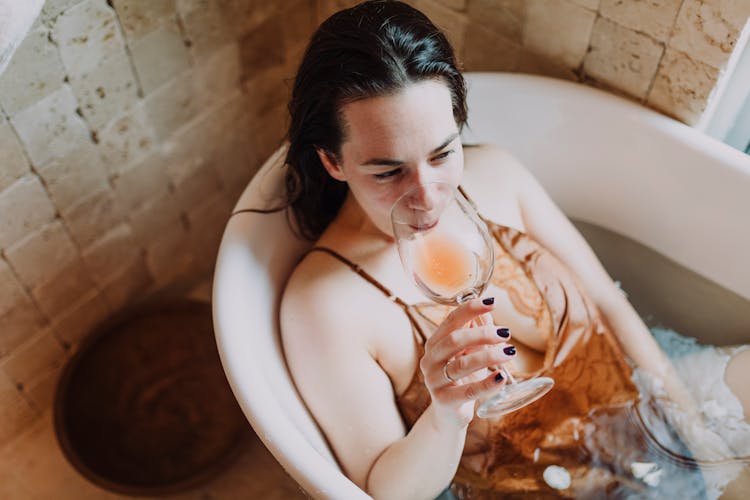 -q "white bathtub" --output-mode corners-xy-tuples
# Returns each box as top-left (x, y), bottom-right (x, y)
(212, 73), (750, 499)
